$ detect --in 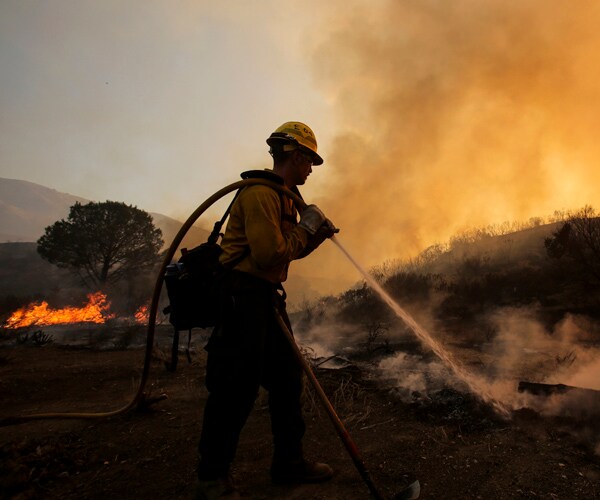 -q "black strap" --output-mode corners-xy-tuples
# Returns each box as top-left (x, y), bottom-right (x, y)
(186, 329), (192, 364)
(165, 329), (180, 372)
(207, 188), (243, 245)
